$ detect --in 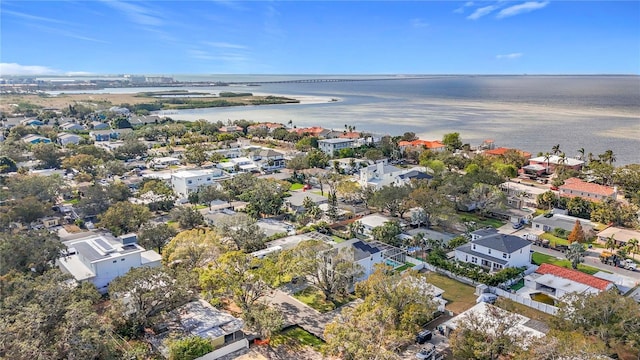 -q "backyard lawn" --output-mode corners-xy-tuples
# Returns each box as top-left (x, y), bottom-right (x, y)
(494, 298), (554, 324)
(293, 287), (356, 313)
(270, 325), (325, 350)
(331, 235), (345, 243)
(394, 262), (416, 272)
(458, 213), (506, 228)
(531, 252), (605, 275)
(424, 272), (477, 314)
(289, 183), (304, 191)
